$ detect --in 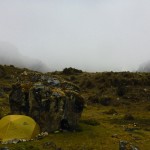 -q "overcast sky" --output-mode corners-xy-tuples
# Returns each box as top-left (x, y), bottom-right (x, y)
(0, 0), (150, 72)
